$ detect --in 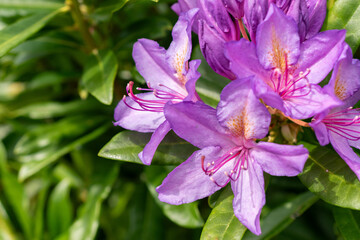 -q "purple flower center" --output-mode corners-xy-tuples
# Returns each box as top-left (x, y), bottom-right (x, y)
(201, 146), (250, 187)
(268, 54), (311, 100)
(322, 107), (360, 141)
(123, 81), (186, 112)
